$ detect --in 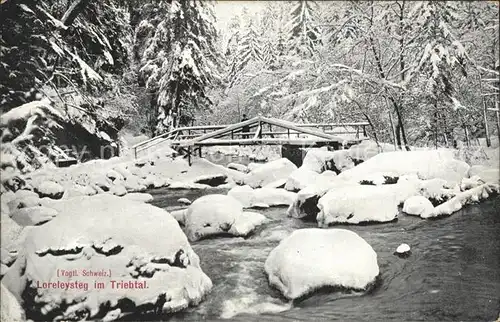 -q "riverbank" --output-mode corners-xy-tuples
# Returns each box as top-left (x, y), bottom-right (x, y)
(1, 140), (499, 321)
